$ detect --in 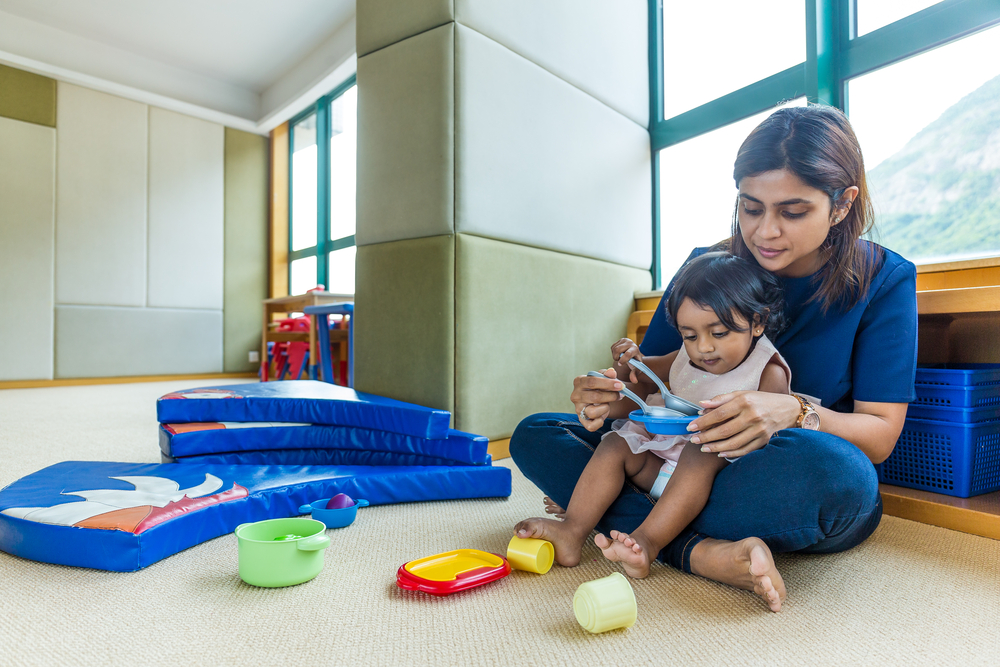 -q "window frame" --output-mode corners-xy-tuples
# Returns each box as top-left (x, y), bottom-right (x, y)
(648, 0), (1000, 288)
(288, 74), (358, 293)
